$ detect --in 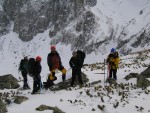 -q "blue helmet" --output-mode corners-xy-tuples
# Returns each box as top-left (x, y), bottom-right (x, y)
(111, 48), (115, 53)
